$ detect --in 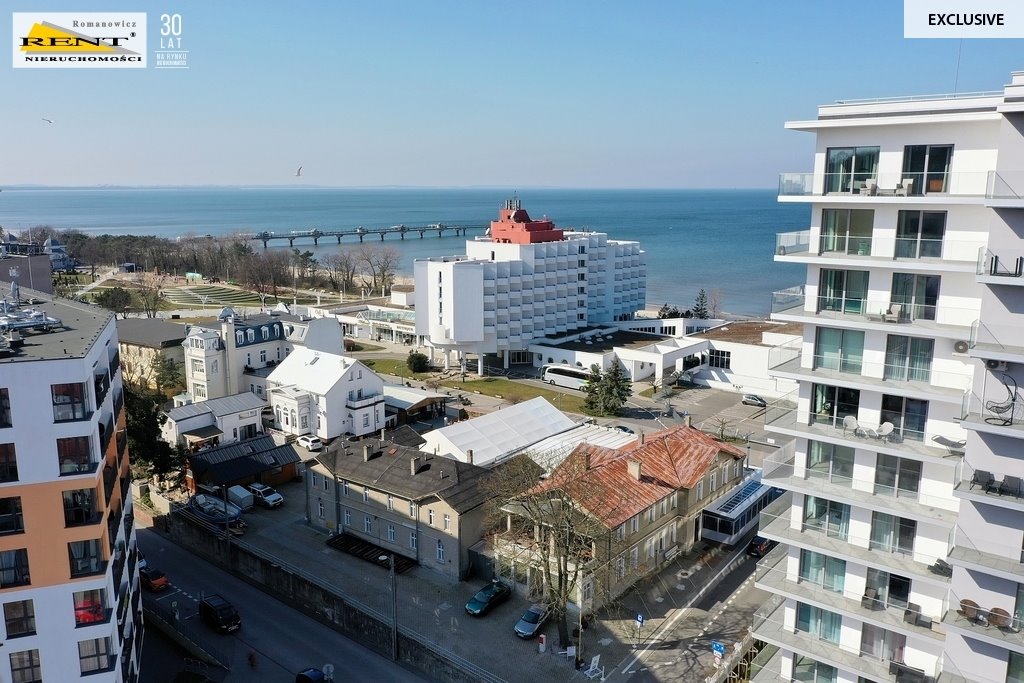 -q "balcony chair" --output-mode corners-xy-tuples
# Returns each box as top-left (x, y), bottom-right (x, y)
(861, 588), (882, 611)
(928, 559), (953, 577)
(583, 654), (604, 680)
(842, 415), (865, 437)
(970, 469), (995, 491)
(958, 598), (981, 623)
(988, 607), (1012, 629)
(895, 178), (916, 197)
(932, 435), (966, 454)
(1000, 475), (1023, 498)
(984, 374), (1020, 426)
(882, 304), (903, 323)
(877, 422), (895, 442)
(860, 179), (877, 196)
